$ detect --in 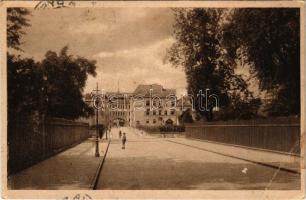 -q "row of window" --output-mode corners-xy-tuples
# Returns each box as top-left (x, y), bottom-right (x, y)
(146, 119), (157, 124)
(145, 109), (175, 116)
(145, 100), (175, 107)
(109, 102), (176, 110)
(111, 111), (128, 116)
(109, 109), (175, 117)
(110, 104), (130, 109)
